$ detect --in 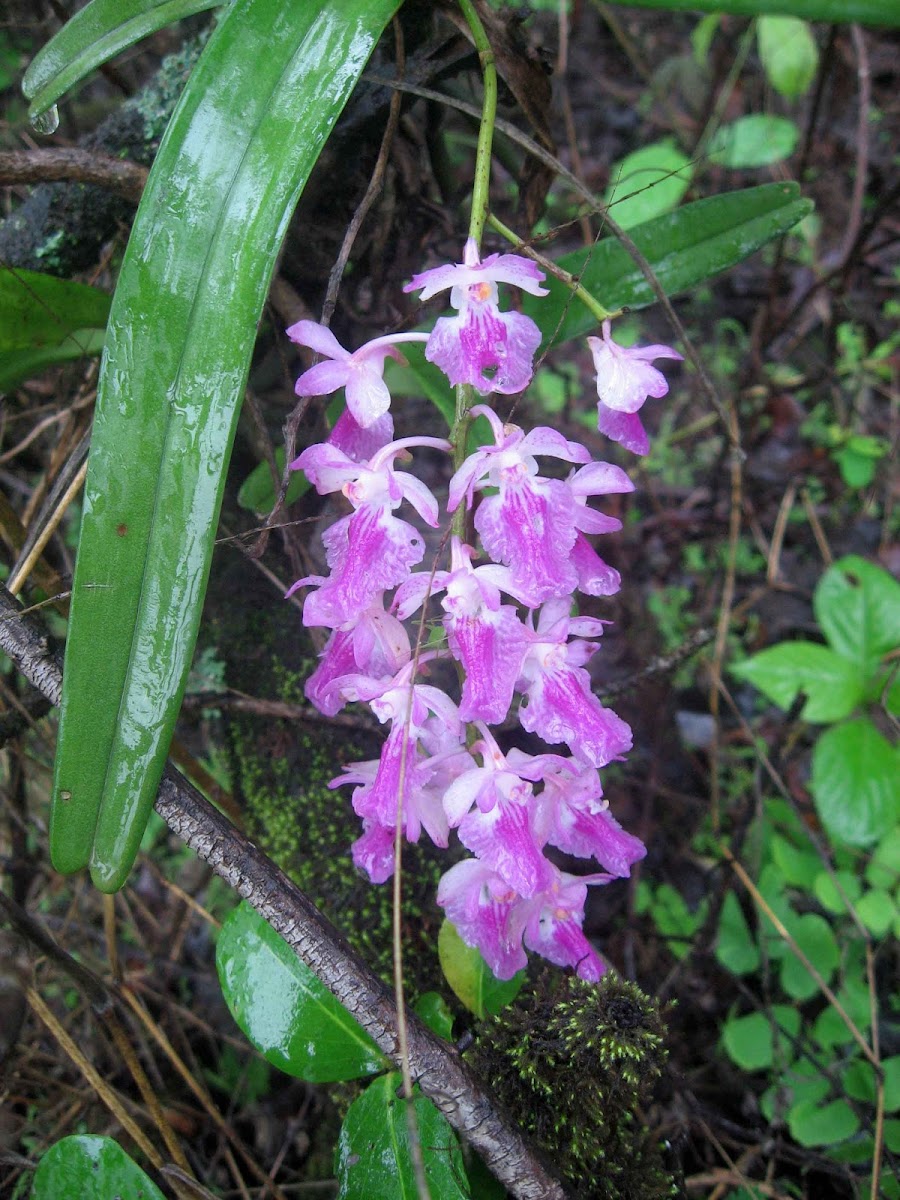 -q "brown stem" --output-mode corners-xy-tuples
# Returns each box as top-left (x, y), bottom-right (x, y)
(0, 149), (149, 204)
